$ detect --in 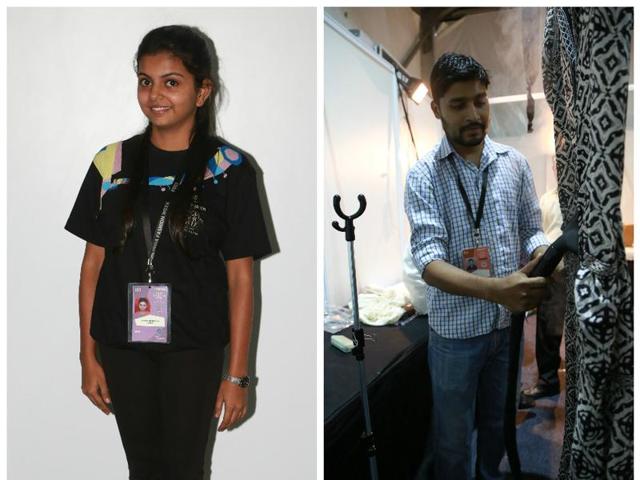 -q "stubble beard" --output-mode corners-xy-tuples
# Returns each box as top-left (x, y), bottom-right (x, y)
(442, 119), (486, 148)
